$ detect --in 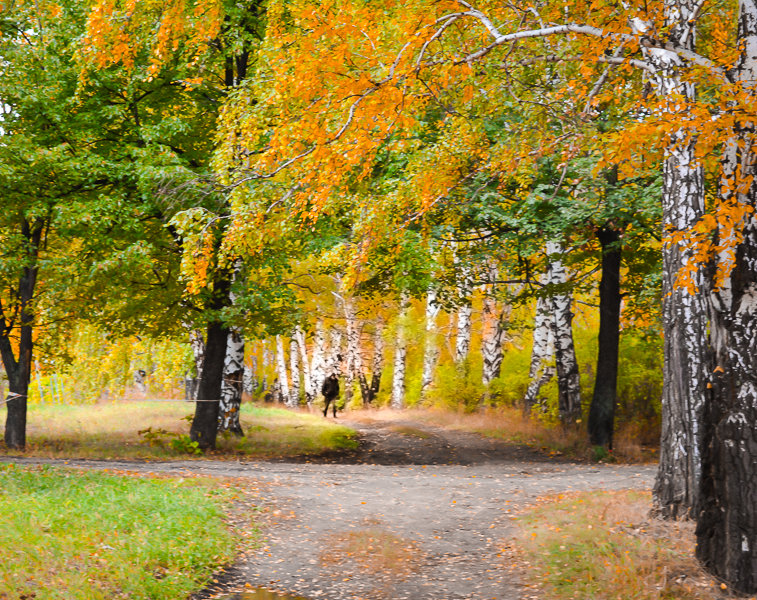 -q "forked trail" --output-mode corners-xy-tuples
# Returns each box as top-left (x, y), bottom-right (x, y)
(4, 416), (655, 600)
